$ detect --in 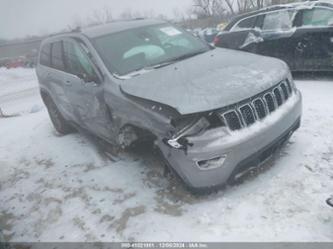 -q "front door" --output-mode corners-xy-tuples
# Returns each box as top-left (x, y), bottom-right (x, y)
(62, 38), (115, 140)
